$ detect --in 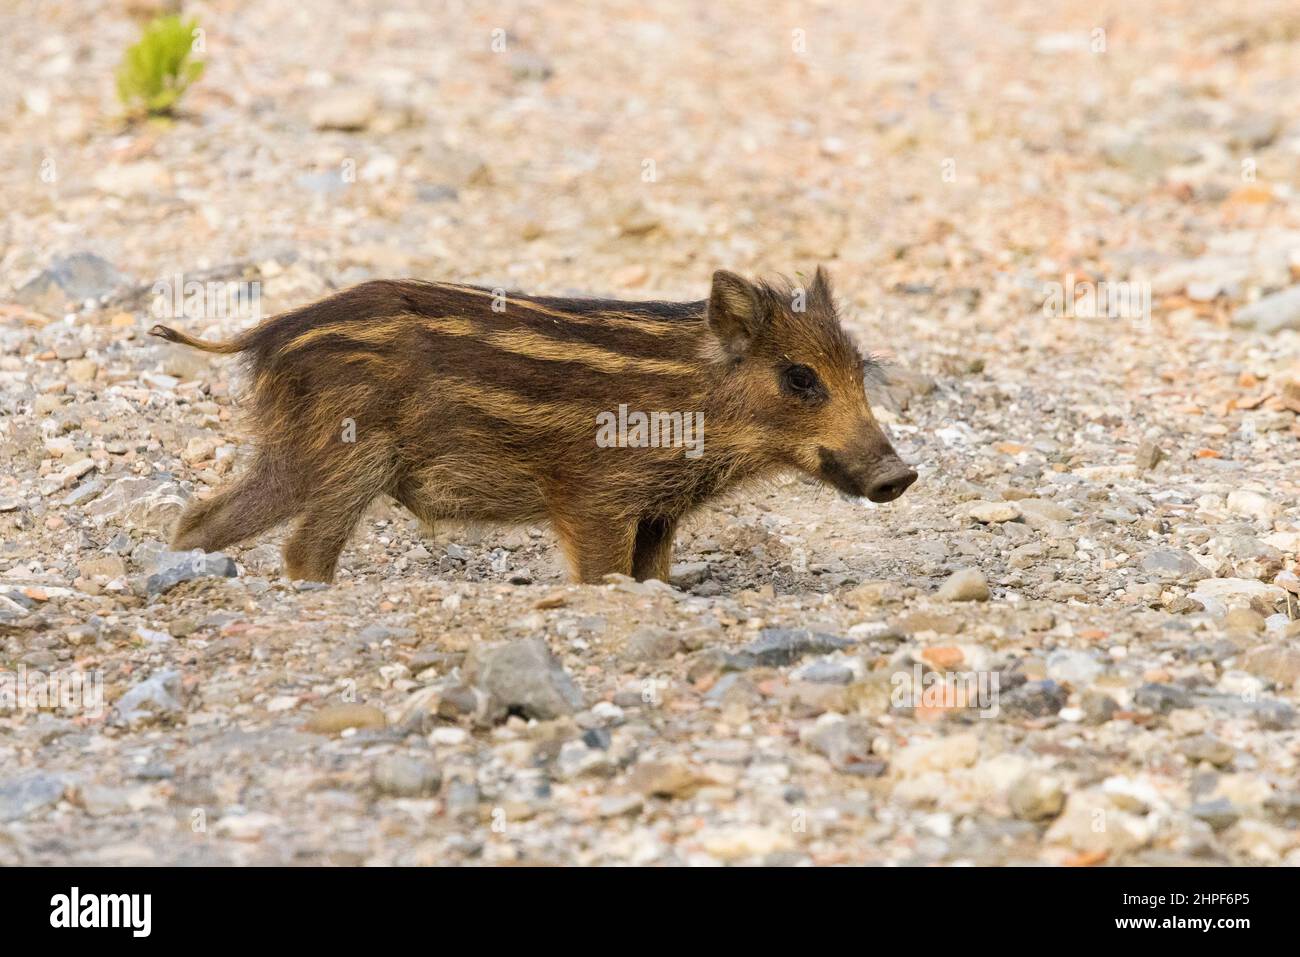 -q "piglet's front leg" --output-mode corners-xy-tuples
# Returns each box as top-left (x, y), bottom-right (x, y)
(550, 508), (637, 583)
